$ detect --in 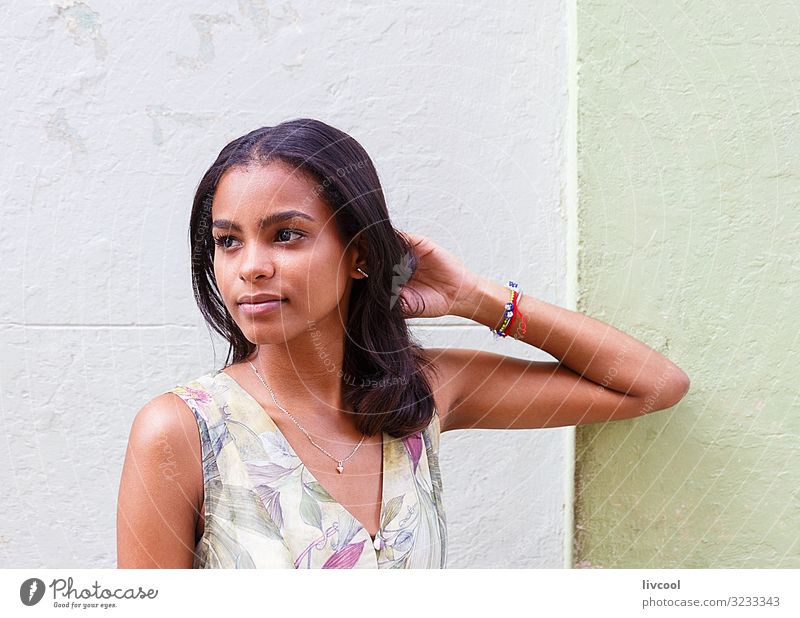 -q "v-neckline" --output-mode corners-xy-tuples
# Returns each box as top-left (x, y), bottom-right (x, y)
(216, 368), (386, 544)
